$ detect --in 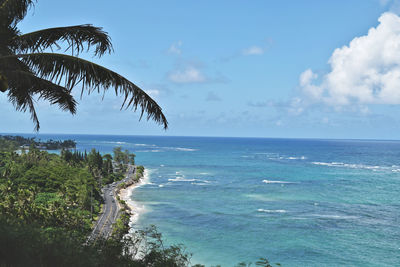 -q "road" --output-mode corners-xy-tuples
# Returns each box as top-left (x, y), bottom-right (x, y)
(88, 164), (135, 242)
